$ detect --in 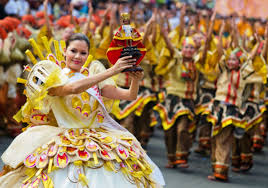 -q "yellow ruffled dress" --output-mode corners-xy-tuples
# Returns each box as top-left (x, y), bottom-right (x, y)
(0, 47), (164, 188)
